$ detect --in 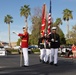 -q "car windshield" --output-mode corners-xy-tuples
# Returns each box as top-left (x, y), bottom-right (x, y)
(28, 46), (36, 49)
